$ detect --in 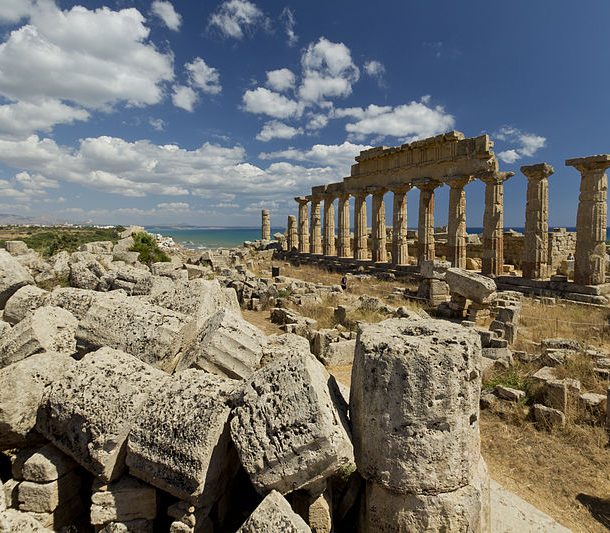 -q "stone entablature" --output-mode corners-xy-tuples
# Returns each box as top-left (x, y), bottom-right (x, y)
(349, 131), (496, 186)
